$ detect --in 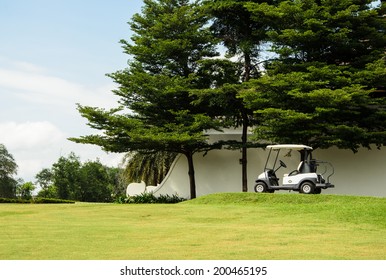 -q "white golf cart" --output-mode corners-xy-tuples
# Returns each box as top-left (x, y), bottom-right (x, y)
(254, 144), (334, 194)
